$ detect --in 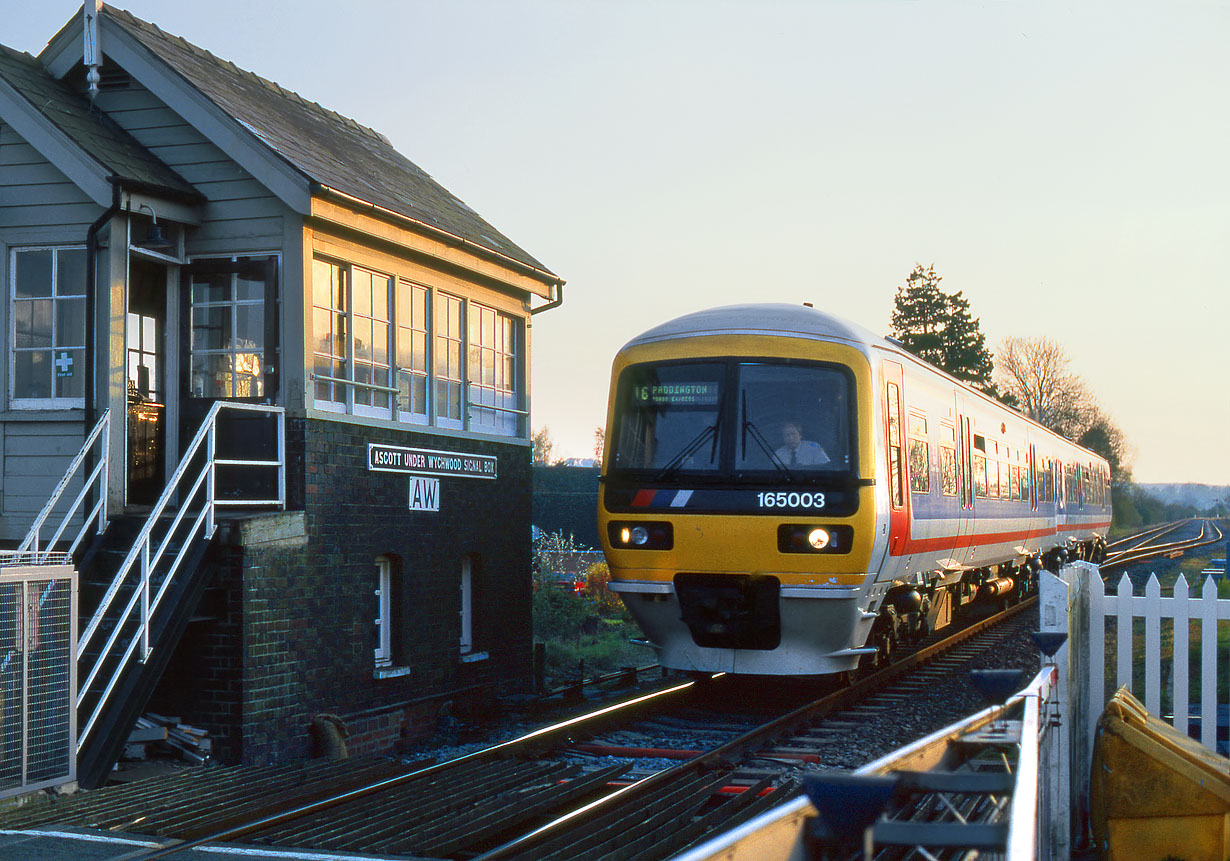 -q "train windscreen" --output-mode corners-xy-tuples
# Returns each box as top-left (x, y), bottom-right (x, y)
(734, 362), (851, 473)
(612, 363), (725, 474)
(611, 360), (853, 479)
